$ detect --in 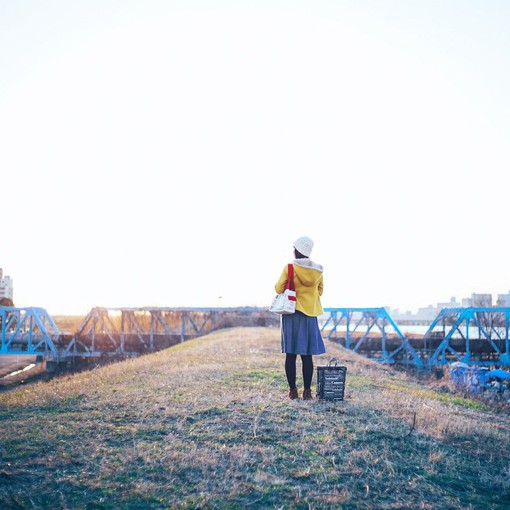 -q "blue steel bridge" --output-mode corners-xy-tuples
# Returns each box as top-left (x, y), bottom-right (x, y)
(321, 307), (510, 368)
(1, 306), (510, 369)
(0, 306), (275, 364)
